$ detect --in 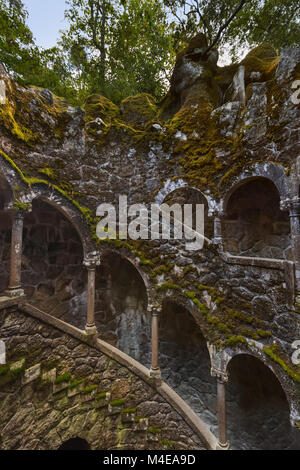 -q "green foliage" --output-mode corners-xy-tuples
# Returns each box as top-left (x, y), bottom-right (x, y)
(0, 0), (34, 79)
(62, 0), (174, 103)
(230, 0), (300, 53)
(1, 0), (299, 105)
(164, 1), (300, 62)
